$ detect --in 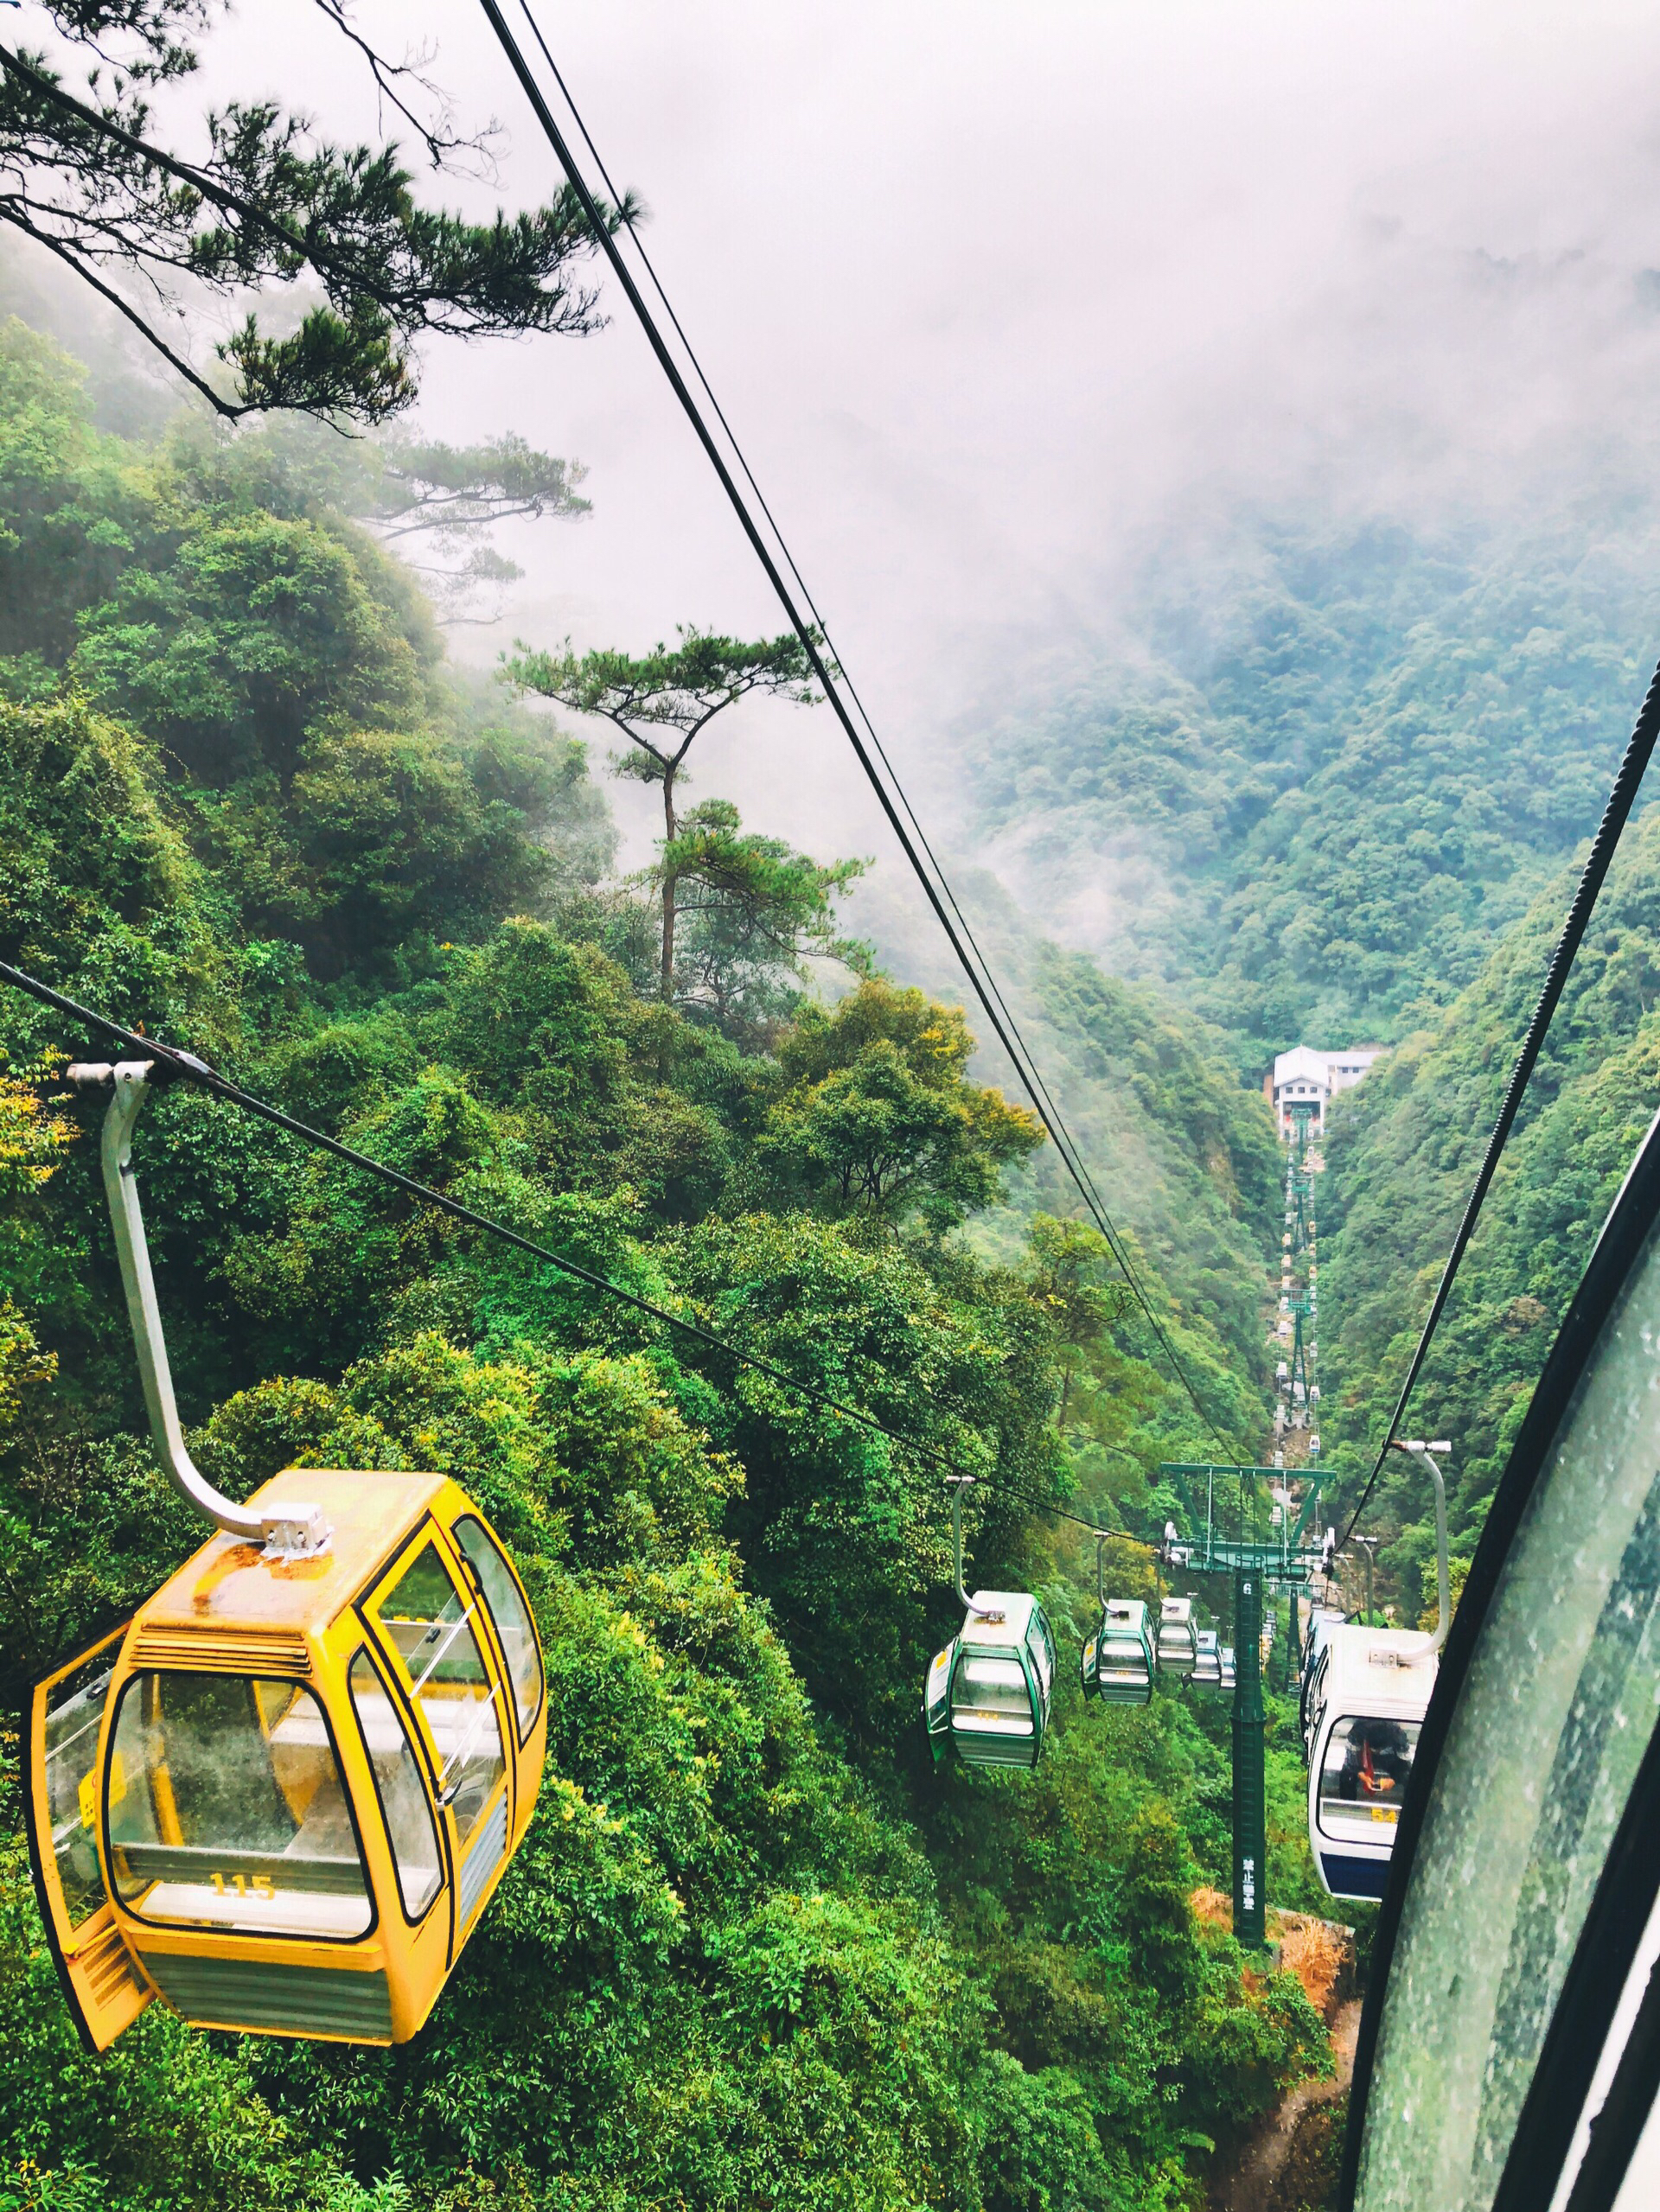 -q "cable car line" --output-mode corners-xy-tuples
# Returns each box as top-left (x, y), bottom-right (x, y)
(495, 0), (1224, 1456)
(0, 958), (1000, 1488)
(501, 0), (1179, 1400)
(0, 959), (1188, 1565)
(475, 0), (1243, 1464)
(1338, 652), (1660, 1550)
